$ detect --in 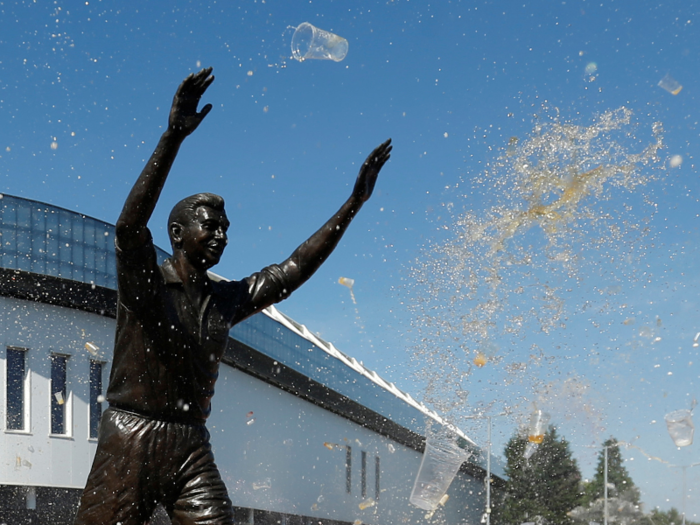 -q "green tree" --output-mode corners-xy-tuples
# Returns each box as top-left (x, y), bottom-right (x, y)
(639, 507), (700, 525)
(493, 426), (583, 525)
(582, 437), (640, 505)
